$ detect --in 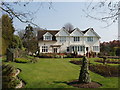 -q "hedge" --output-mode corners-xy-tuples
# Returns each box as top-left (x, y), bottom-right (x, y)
(15, 58), (31, 63)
